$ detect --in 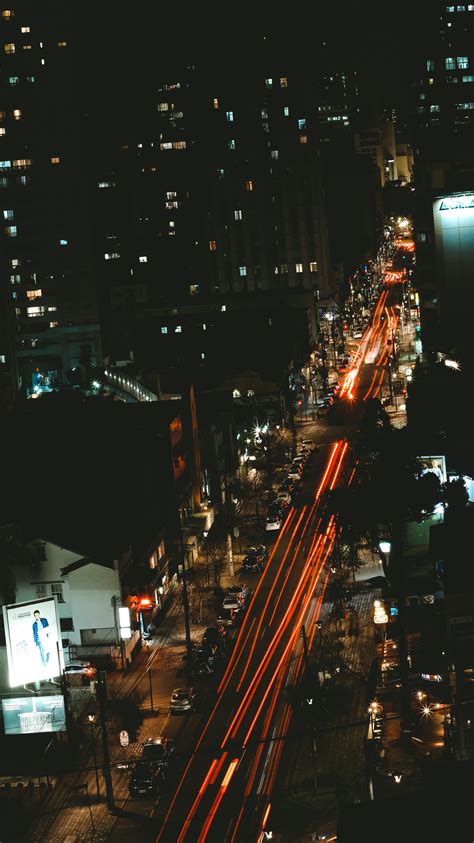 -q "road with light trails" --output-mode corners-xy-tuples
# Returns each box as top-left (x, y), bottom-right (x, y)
(153, 273), (403, 843)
